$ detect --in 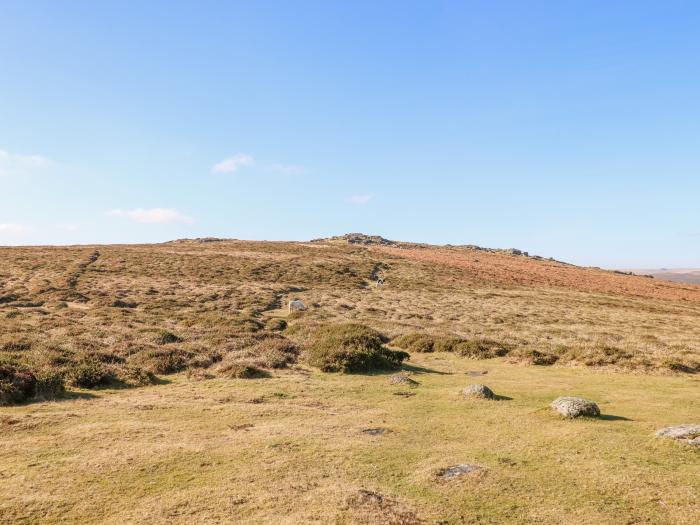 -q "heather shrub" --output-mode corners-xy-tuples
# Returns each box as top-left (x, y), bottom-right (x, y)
(67, 360), (115, 388)
(129, 347), (191, 374)
(392, 333), (509, 359)
(0, 364), (36, 405)
(307, 324), (408, 373)
(153, 329), (183, 345)
(265, 318), (287, 331)
(391, 333), (435, 353)
(218, 358), (269, 379)
(33, 368), (65, 399)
